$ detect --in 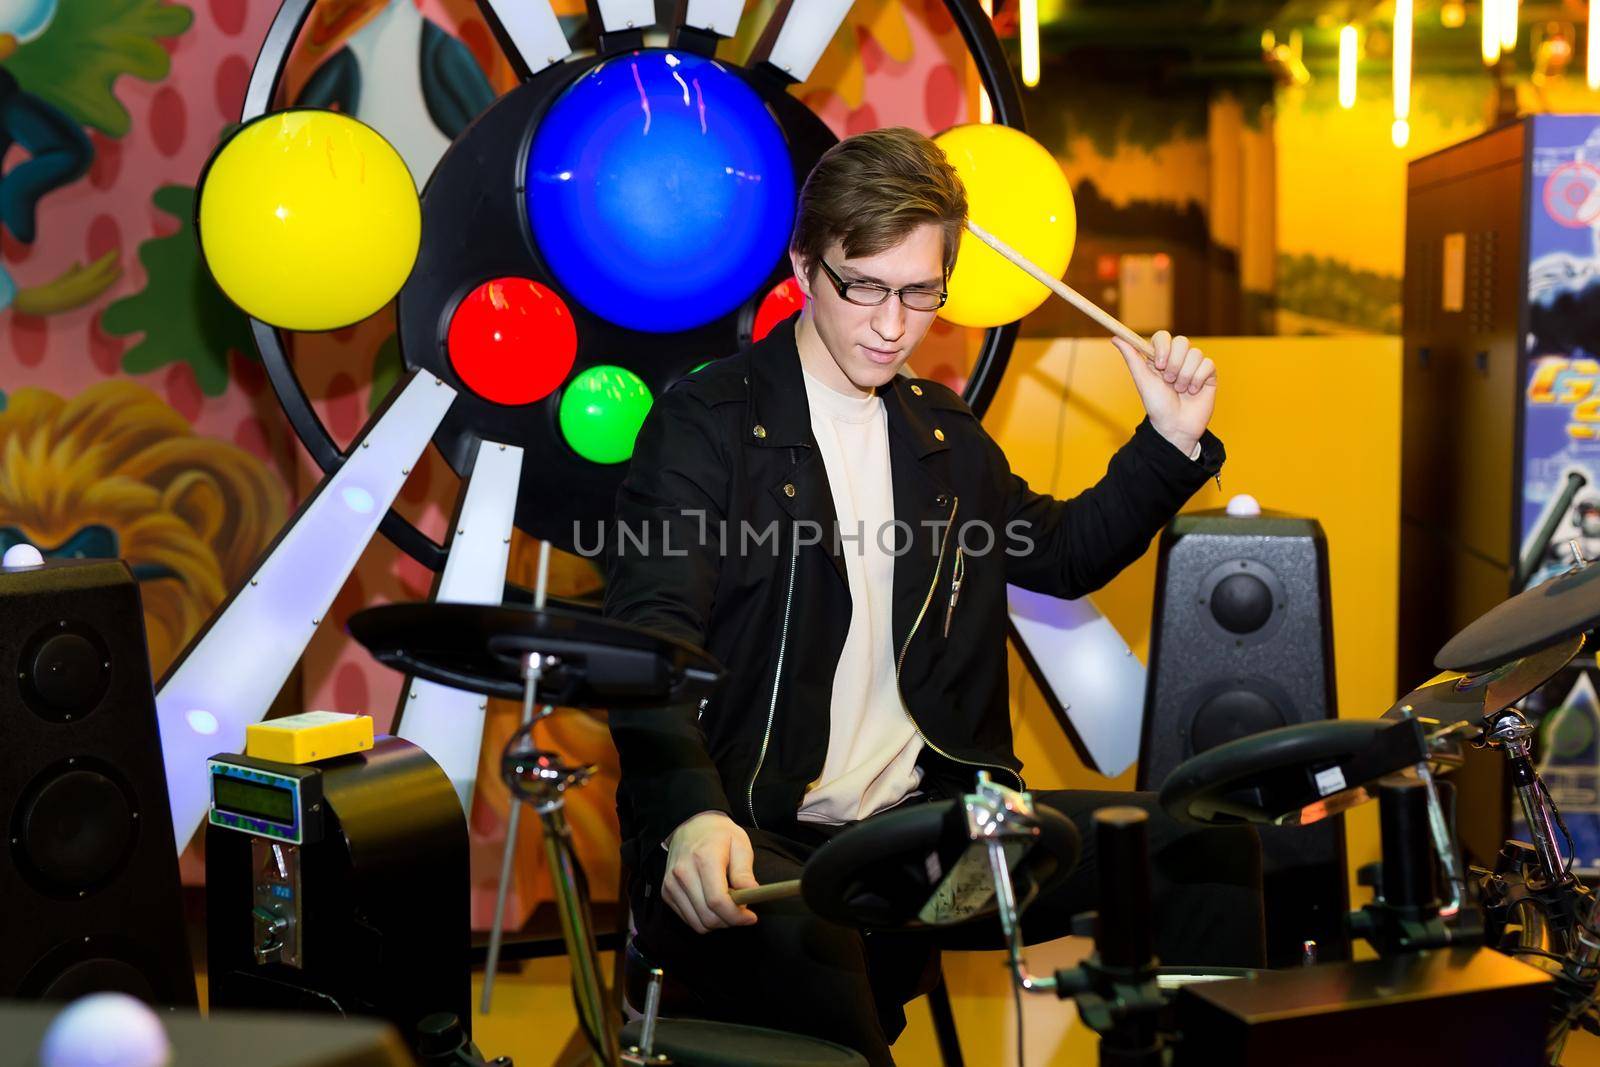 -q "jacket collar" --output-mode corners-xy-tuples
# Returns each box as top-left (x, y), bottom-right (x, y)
(745, 312), (952, 461)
